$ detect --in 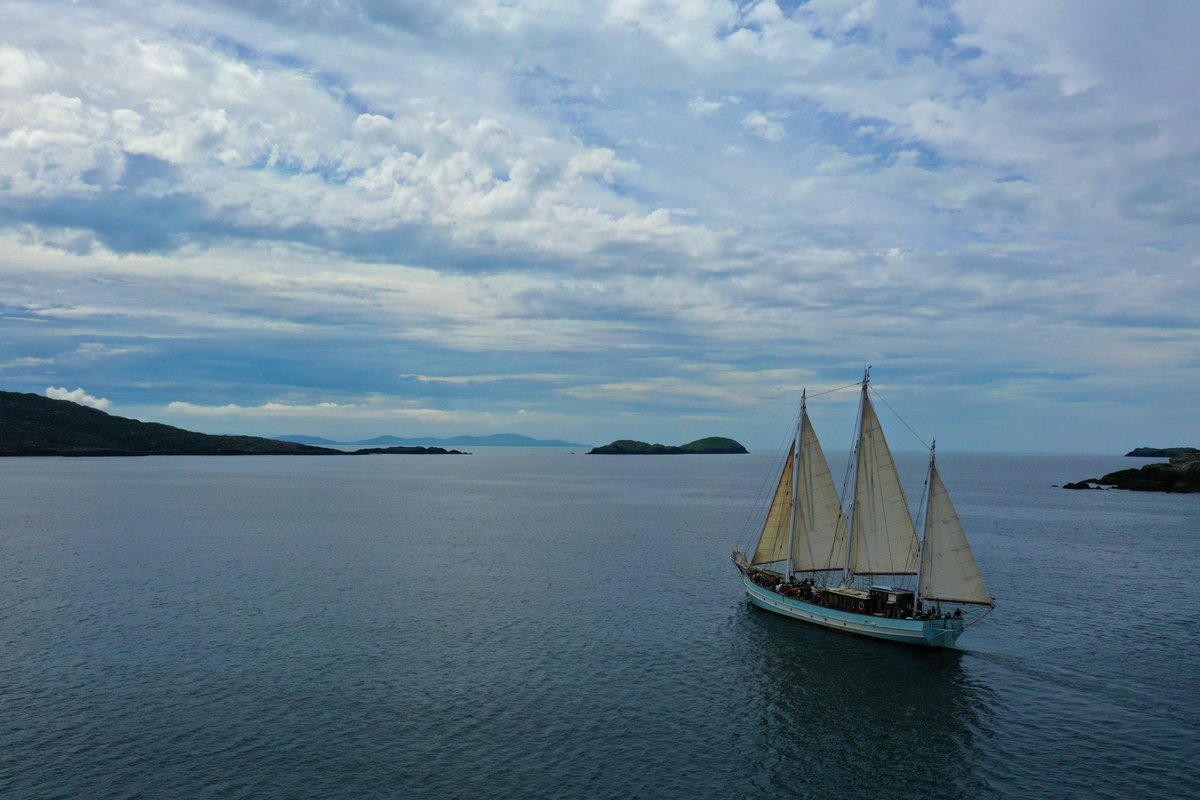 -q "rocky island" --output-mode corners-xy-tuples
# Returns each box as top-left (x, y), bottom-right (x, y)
(1124, 447), (1198, 458)
(0, 391), (467, 456)
(1064, 449), (1200, 493)
(588, 436), (747, 454)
